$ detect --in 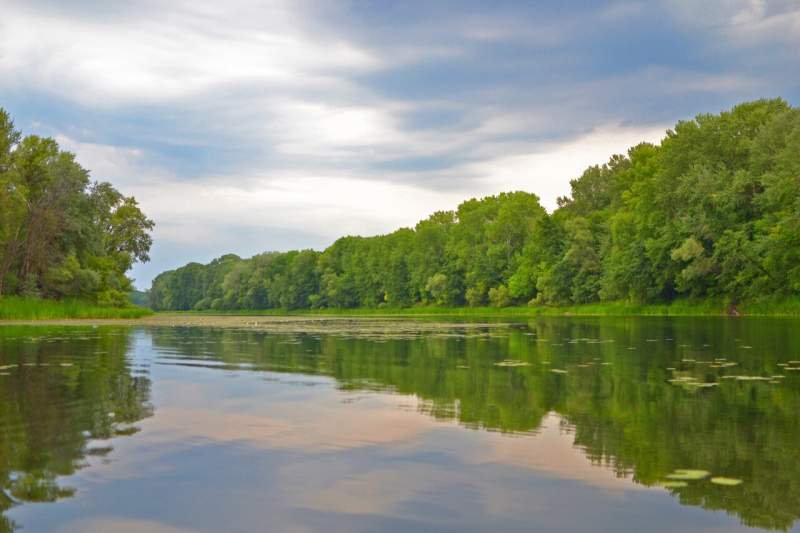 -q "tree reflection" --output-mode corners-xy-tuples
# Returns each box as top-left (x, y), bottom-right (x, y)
(152, 318), (800, 531)
(0, 327), (152, 532)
